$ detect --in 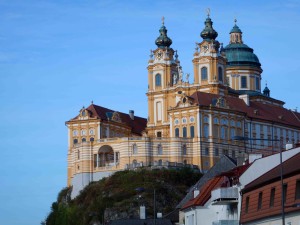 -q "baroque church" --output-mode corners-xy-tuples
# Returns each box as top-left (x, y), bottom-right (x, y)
(66, 15), (300, 197)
